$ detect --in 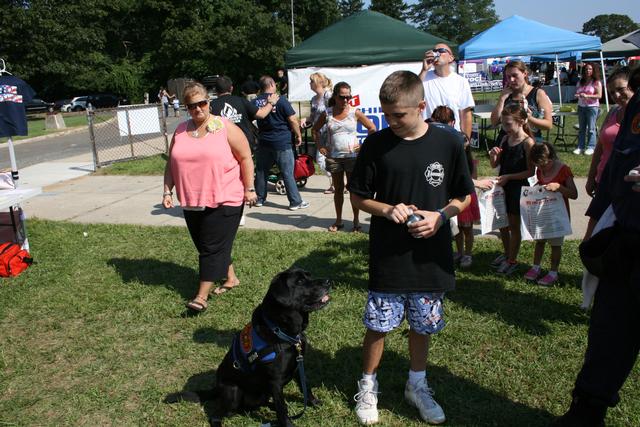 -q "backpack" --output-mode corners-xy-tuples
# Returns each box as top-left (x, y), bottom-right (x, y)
(294, 154), (315, 180)
(0, 242), (33, 277)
